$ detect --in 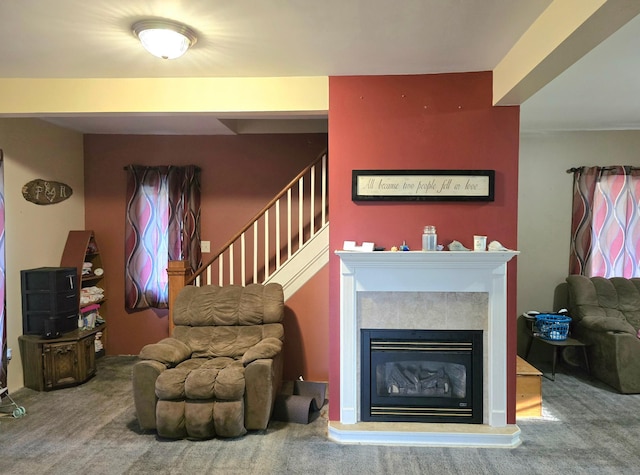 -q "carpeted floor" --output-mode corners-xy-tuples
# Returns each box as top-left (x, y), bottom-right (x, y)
(1, 356), (639, 475)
